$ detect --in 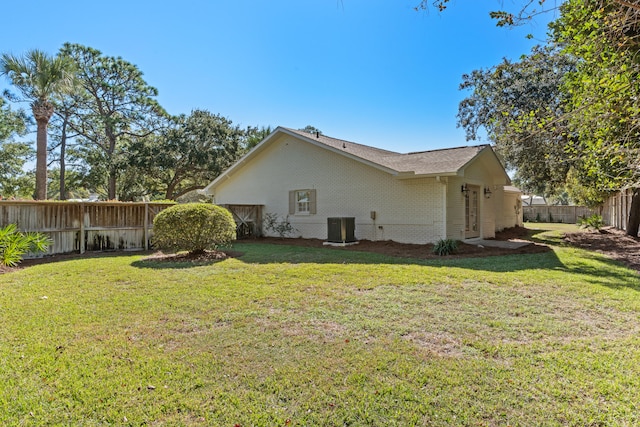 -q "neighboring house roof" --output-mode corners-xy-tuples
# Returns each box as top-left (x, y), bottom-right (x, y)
(504, 185), (522, 194)
(521, 195), (548, 206)
(205, 126), (510, 192)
